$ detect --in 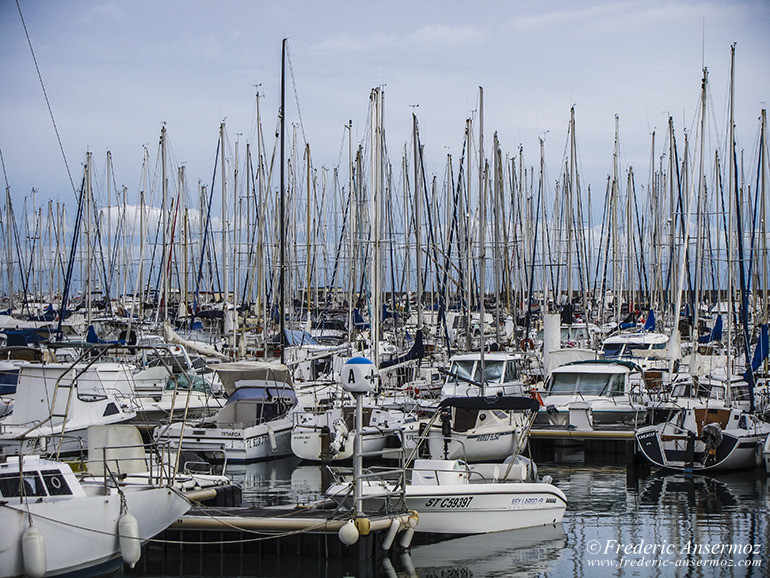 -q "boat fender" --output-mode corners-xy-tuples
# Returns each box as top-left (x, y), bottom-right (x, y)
(267, 427), (277, 452)
(338, 519), (359, 545)
(381, 518), (401, 551)
(119, 512), (141, 567)
(354, 517), (371, 535)
(22, 526), (46, 578)
(399, 525), (415, 548)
